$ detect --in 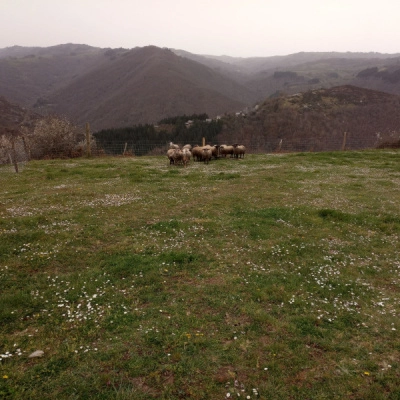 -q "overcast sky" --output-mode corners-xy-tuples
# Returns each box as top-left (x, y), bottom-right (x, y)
(1, 0), (399, 57)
